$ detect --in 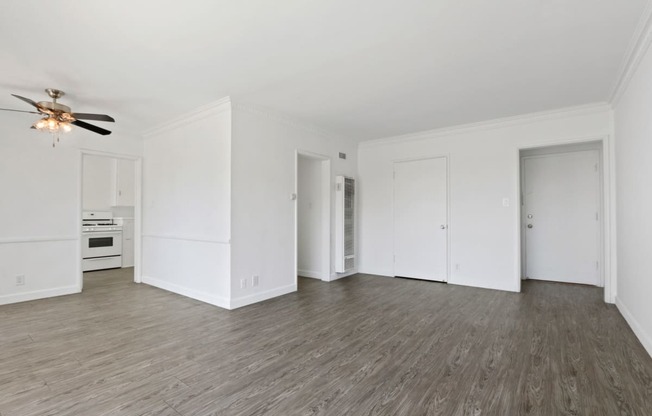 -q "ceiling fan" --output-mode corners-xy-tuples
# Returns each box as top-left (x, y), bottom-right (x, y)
(0, 88), (115, 144)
